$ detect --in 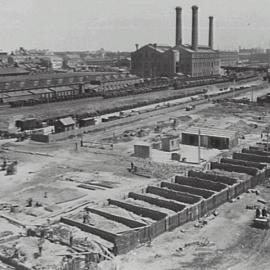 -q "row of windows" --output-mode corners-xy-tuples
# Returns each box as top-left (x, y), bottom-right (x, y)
(193, 61), (219, 69)
(0, 76), (87, 91)
(0, 74), (132, 92)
